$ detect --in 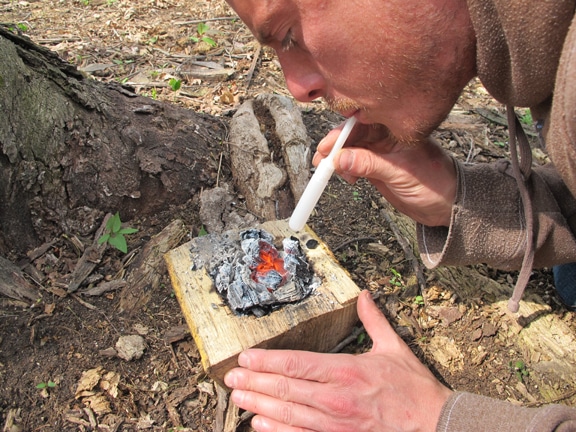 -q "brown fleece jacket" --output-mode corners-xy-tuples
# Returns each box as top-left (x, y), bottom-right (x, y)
(418, 1), (576, 431)
(418, 0), (576, 271)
